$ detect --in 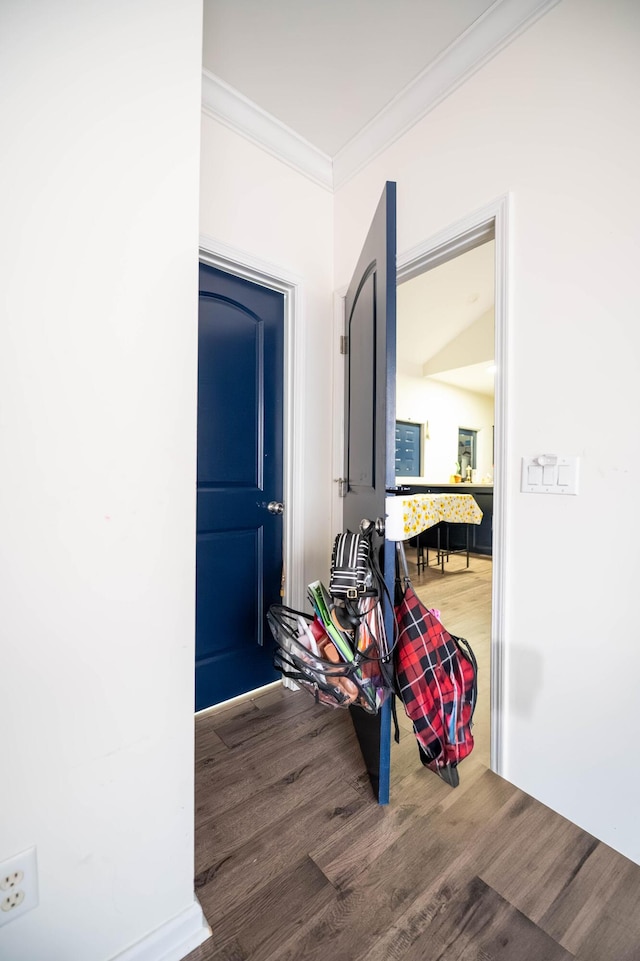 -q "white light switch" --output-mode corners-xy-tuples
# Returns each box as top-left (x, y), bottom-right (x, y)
(527, 465), (542, 485)
(521, 455), (579, 494)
